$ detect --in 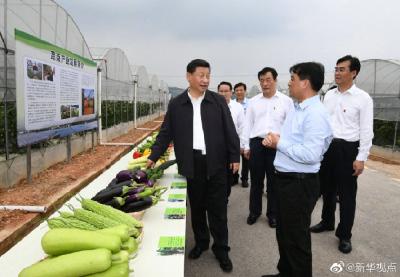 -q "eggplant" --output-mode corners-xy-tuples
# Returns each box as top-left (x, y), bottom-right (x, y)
(124, 186), (146, 196)
(106, 178), (118, 187)
(107, 179), (132, 189)
(121, 197), (153, 213)
(116, 170), (133, 183)
(92, 185), (135, 203)
(123, 188), (154, 205)
(103, 198), (123, 209)
(133, 169), (148, 183)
